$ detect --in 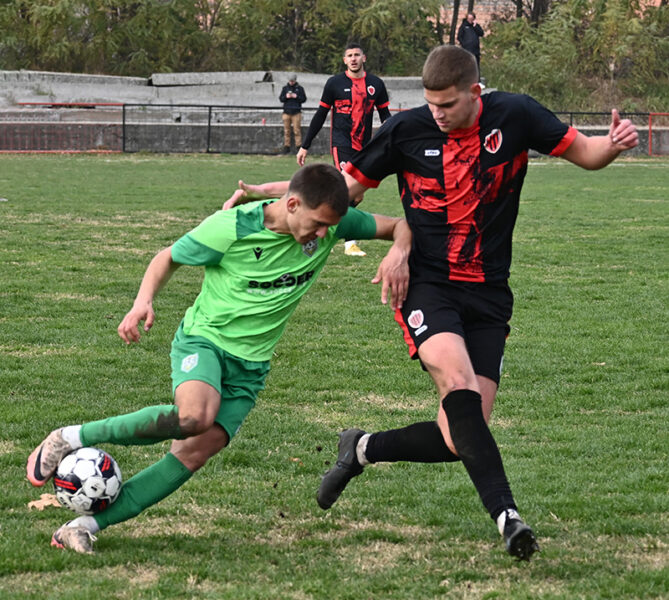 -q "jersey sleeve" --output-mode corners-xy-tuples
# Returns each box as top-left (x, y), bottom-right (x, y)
(375, 79), (390, 111)
(171, 234), (224, 266)
(334, 207), (377, 240)
(522, 95), (577, 156)
(302, 105), (329, 149)
(319, 76), (336, 109)
(170, 210), (238, 266)
(344, 116), (401, 188)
